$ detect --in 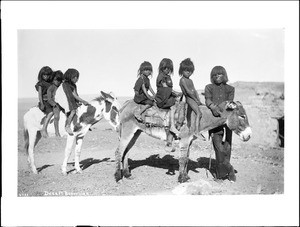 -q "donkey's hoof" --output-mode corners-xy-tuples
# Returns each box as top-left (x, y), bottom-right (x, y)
(178, 173), (190, 183)
(123, 170), (132, 179)
(164, 145), (175, 153)
(74, 169), (83, 174)
(32, 169), (38, 174)
(114, 170), (123, 182)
